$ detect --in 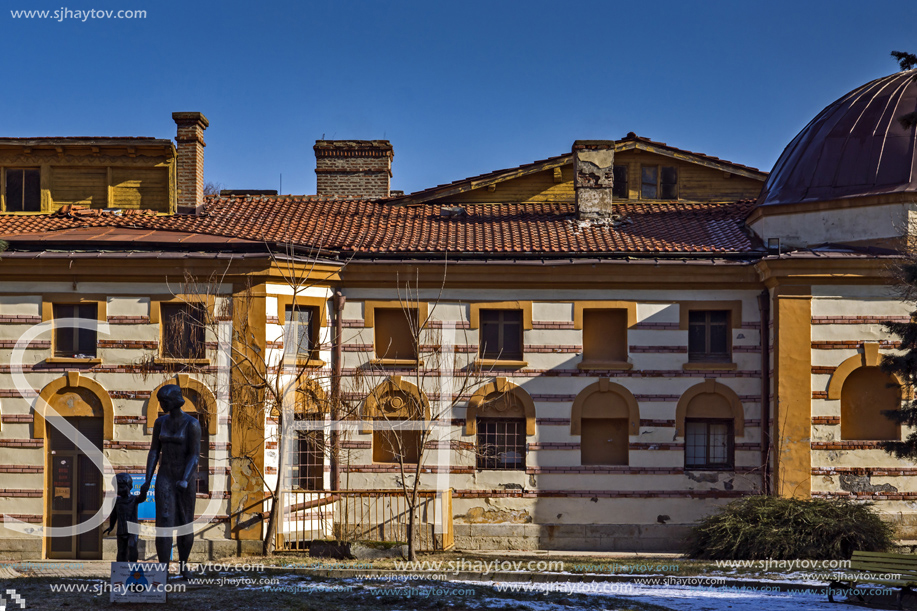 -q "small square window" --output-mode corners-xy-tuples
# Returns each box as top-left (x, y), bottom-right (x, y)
(476, 418), (525, 470)
(374, 308), (418, 360)
(688, 310), (730, 362)
(160, 303), (205, 359)
(480, 310), (523, 360)
(6, 168), (41, 212)
(685, 418), (733, 469)
(53, 303), (98, 358)
(284, 306), (316, 359)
